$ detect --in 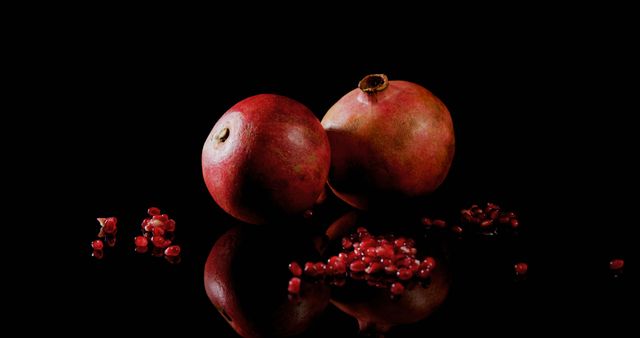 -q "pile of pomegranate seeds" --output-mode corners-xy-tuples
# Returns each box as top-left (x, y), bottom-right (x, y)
(288, 227), (436, 299)
(137, 207), (182, 264)
(90, 208), (182, 264)
(90, 217), (118, 259)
